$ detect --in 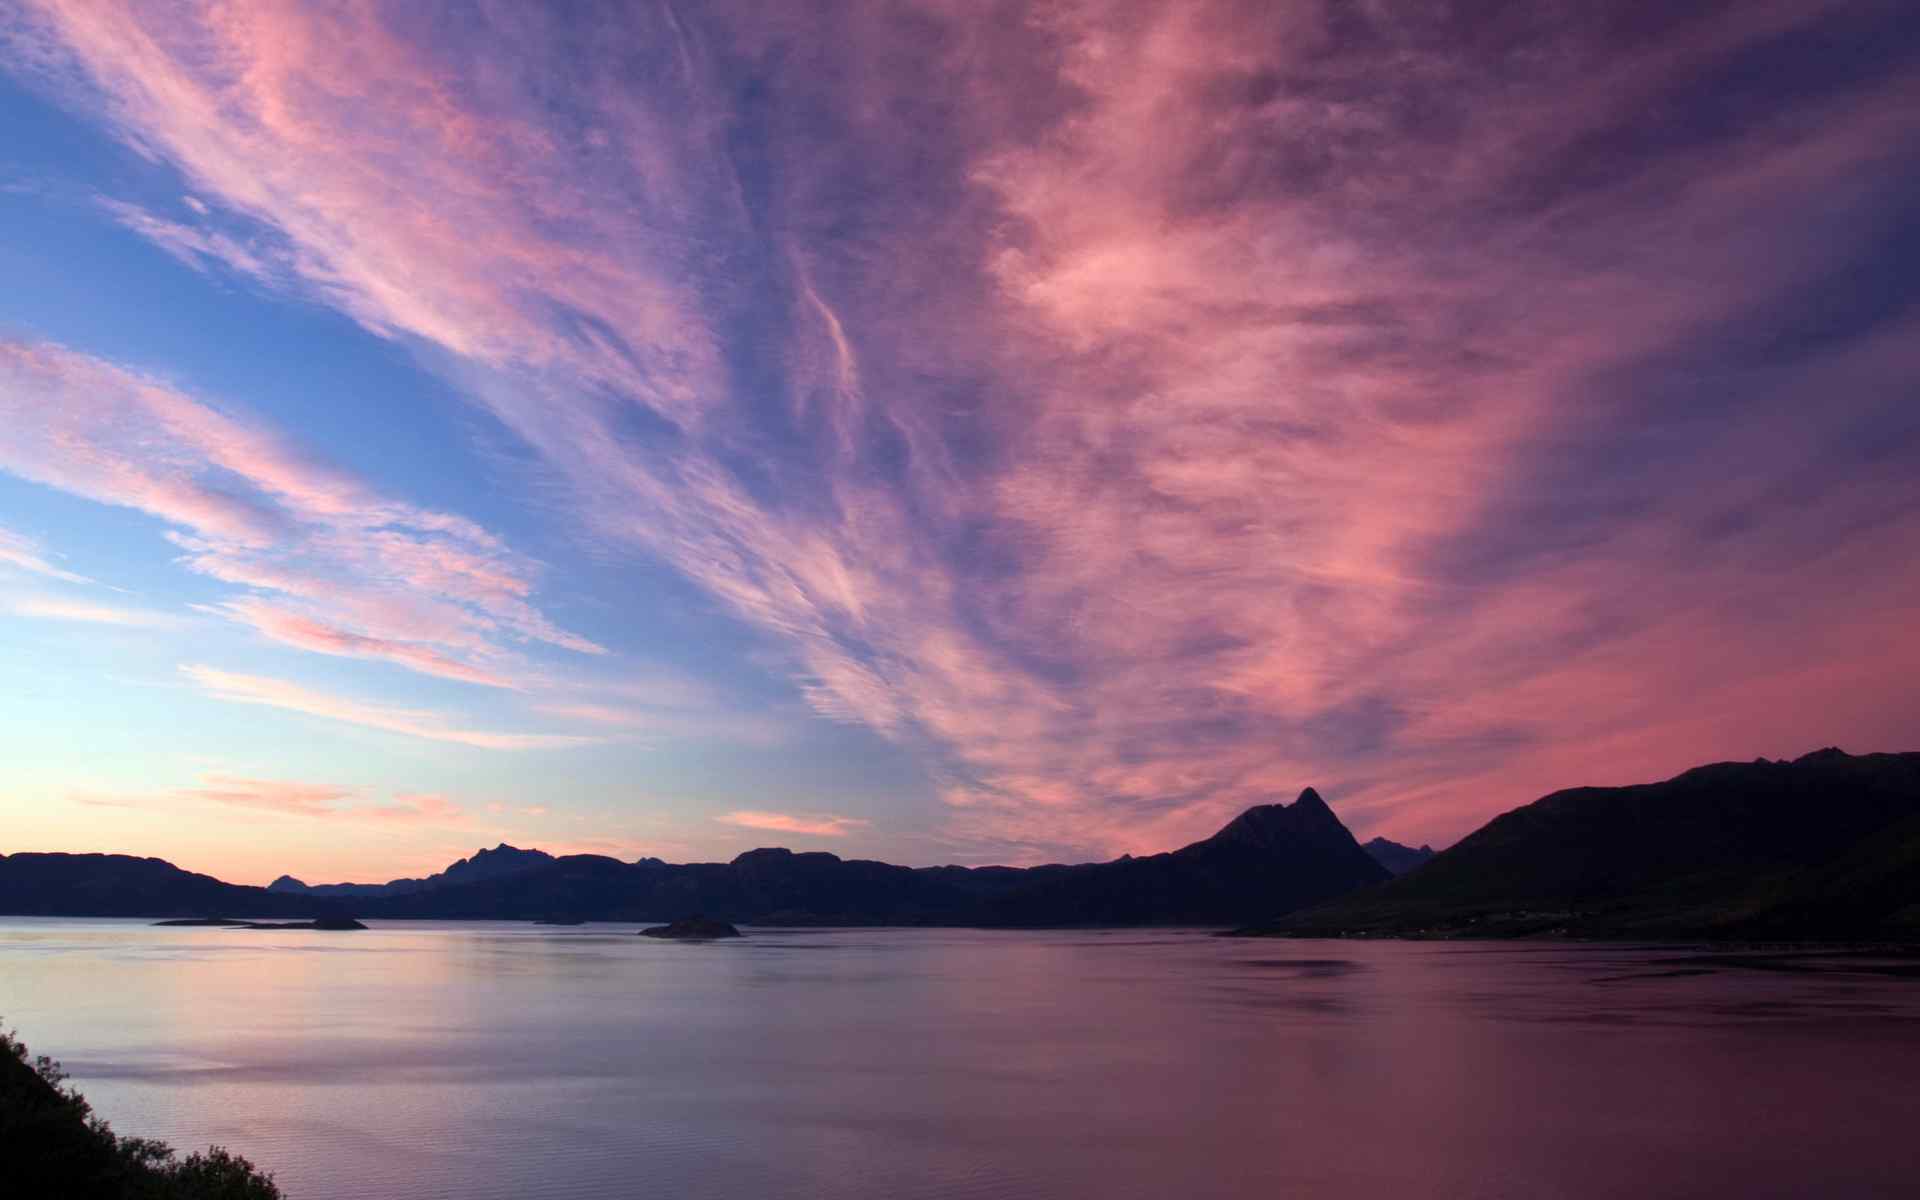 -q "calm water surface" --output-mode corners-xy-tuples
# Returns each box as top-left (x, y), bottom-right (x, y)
(3, 919), (1917, 1199)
